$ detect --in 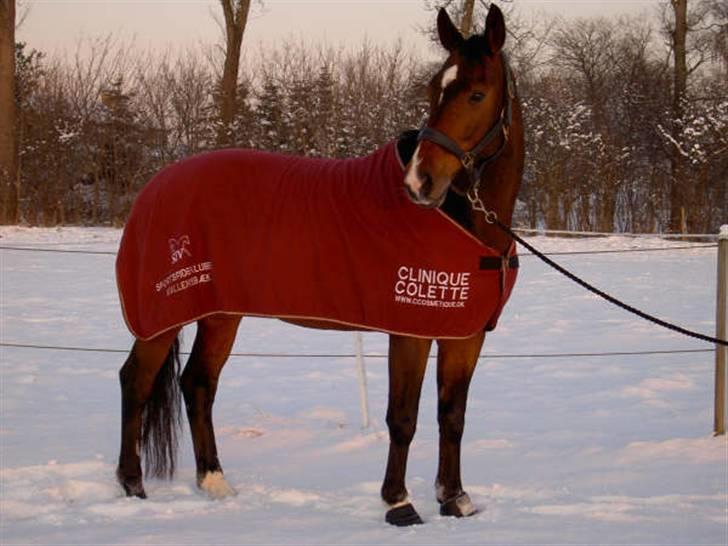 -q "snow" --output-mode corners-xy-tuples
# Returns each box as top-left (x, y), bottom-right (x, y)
(1, 226), (726, 545)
